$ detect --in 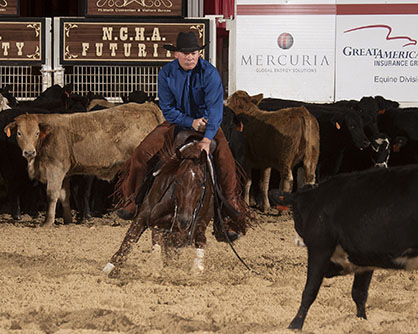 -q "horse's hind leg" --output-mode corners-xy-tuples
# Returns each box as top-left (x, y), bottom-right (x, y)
(103, 219), (147, 277)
